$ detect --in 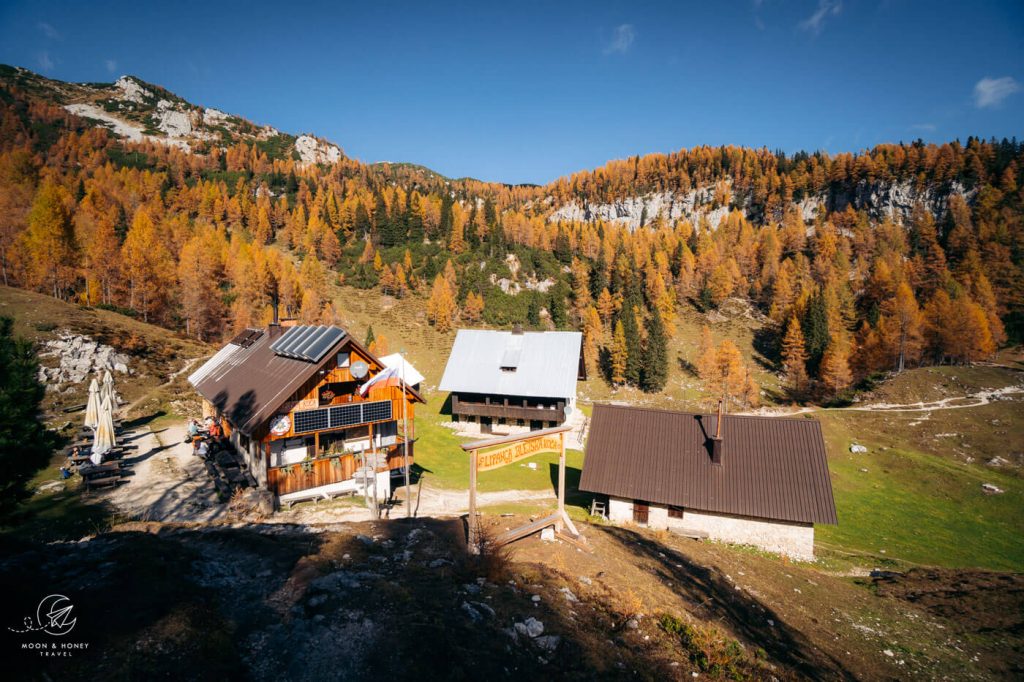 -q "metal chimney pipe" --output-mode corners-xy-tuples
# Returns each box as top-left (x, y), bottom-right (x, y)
(715, 399), (723, 439)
